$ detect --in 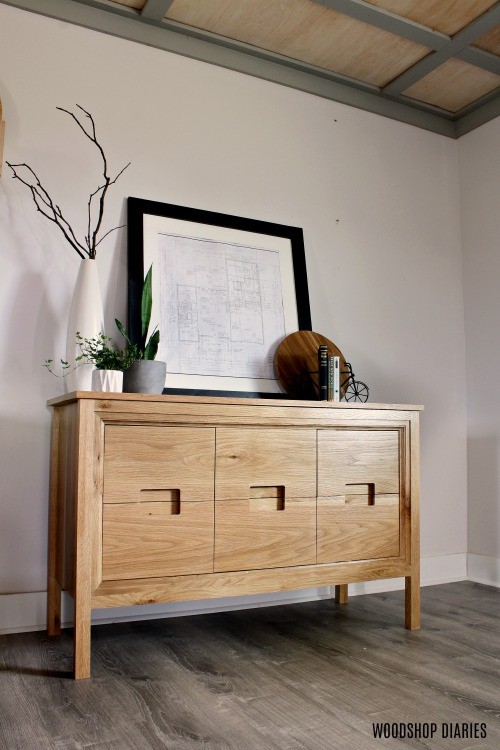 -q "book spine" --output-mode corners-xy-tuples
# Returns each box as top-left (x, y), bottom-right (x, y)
(328, 355), (334, 401)
(318, 345), (328, 401)
(333, 356), (340, 402)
